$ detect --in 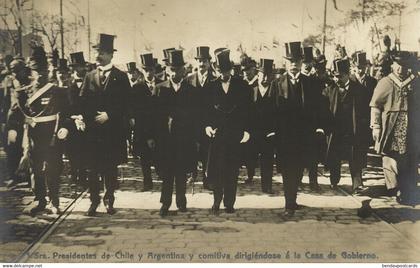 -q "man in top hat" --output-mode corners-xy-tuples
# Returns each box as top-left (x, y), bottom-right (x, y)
(130, 52), (163, 192)
(66, 51), (89, 187)
(78, 33), (131, 216)
(245, 58), (277, 193)
(351, 51), (377, 100)
(301, 46), (315, 77)
(8, 45), (71, 214)
(322, 58), (371, 194)
(56, 59), (71, 88)
(370, 51), (419, 205)
(241, 54), (258, 87)
(204, 49), (251, 214)
(186, 46), (216, 188)
(150, 49), (198, 216)
(126, 62), (143, 87)
(272, 41), (328, 216)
